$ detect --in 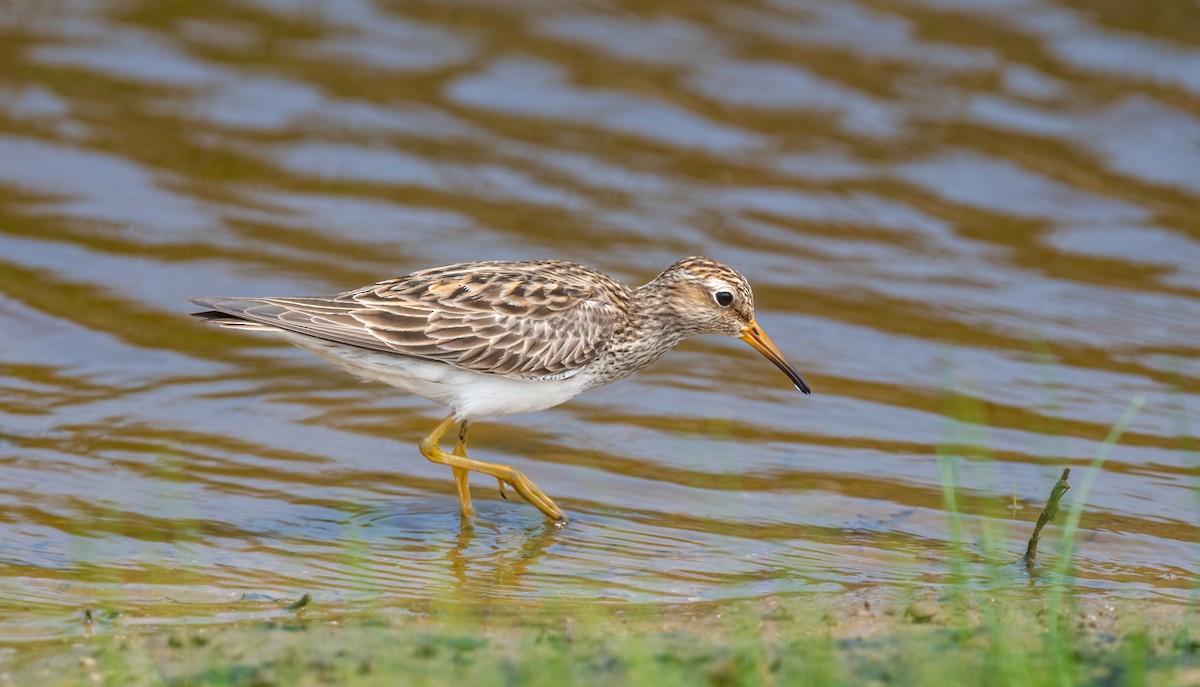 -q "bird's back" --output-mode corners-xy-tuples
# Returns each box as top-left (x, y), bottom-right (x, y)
(190, 259), (632, 382)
